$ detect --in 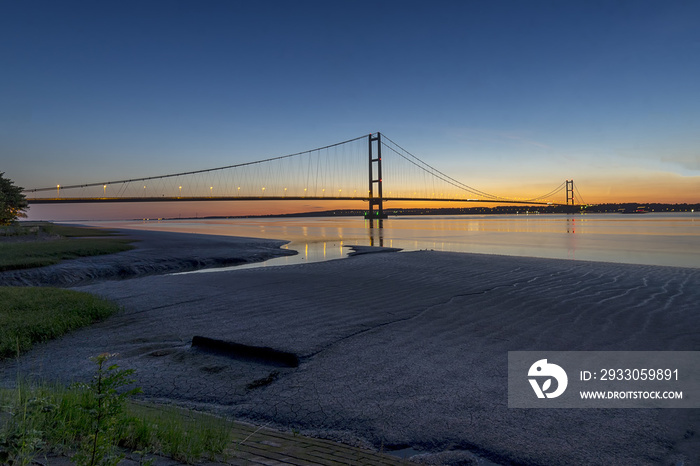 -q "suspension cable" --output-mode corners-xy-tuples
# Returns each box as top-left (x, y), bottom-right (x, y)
(380, 143), (493, 198)
(574, 183), (587, 205)
(25, 134), (369, 193)
(522, 182), (566, 202)
(382, 134), (568, 203)
(381, 134), (505, 200)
